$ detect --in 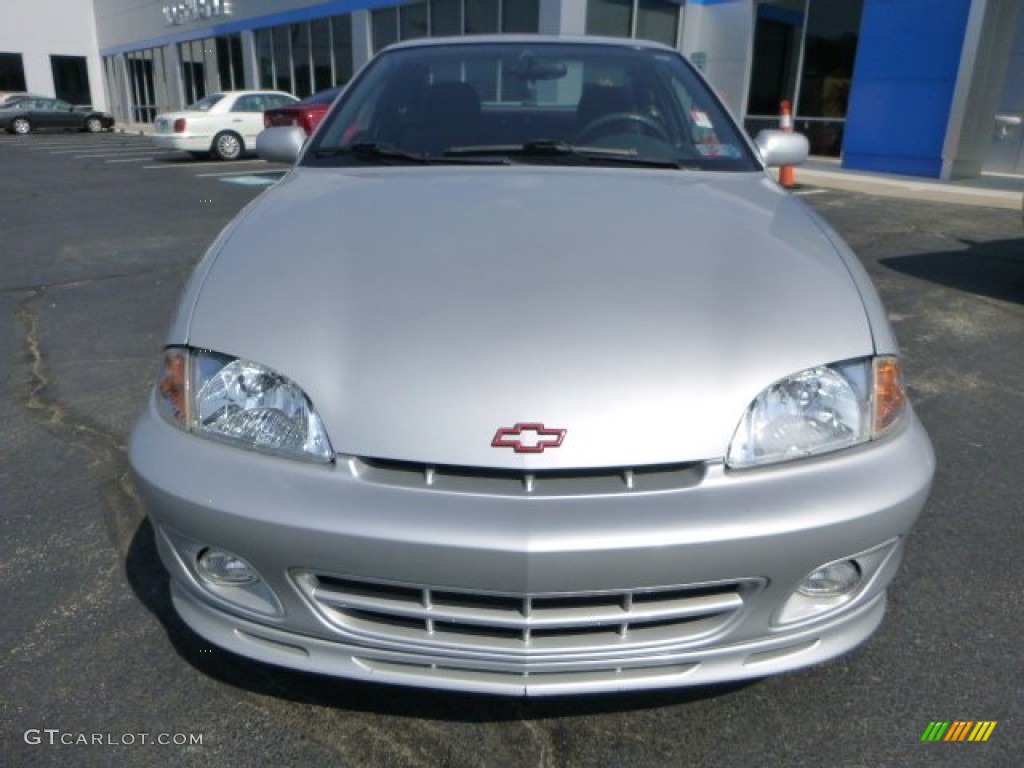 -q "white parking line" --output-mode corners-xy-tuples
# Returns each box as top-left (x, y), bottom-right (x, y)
(218, 176), (282, 186)
(74, 150), (173, 158)
(194, 168), (284, 177)
(49, 146), (152, 154)
(142, 159), (270, 170)
(23, 136), (143, 144)
(29, 142), (143, 151)
(105, 157), (159, 163)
